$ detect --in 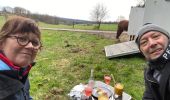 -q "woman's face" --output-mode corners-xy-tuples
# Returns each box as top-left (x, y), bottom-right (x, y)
(1, 33), (40, 67)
